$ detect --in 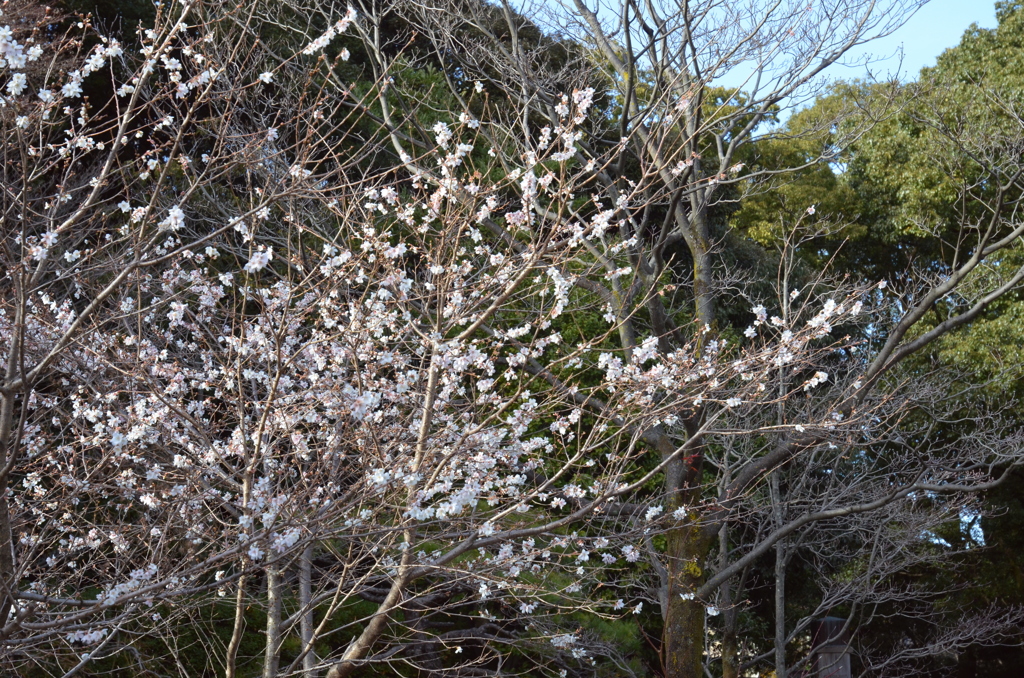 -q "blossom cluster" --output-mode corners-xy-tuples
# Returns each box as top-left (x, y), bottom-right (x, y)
(0, 6), (881, 672)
